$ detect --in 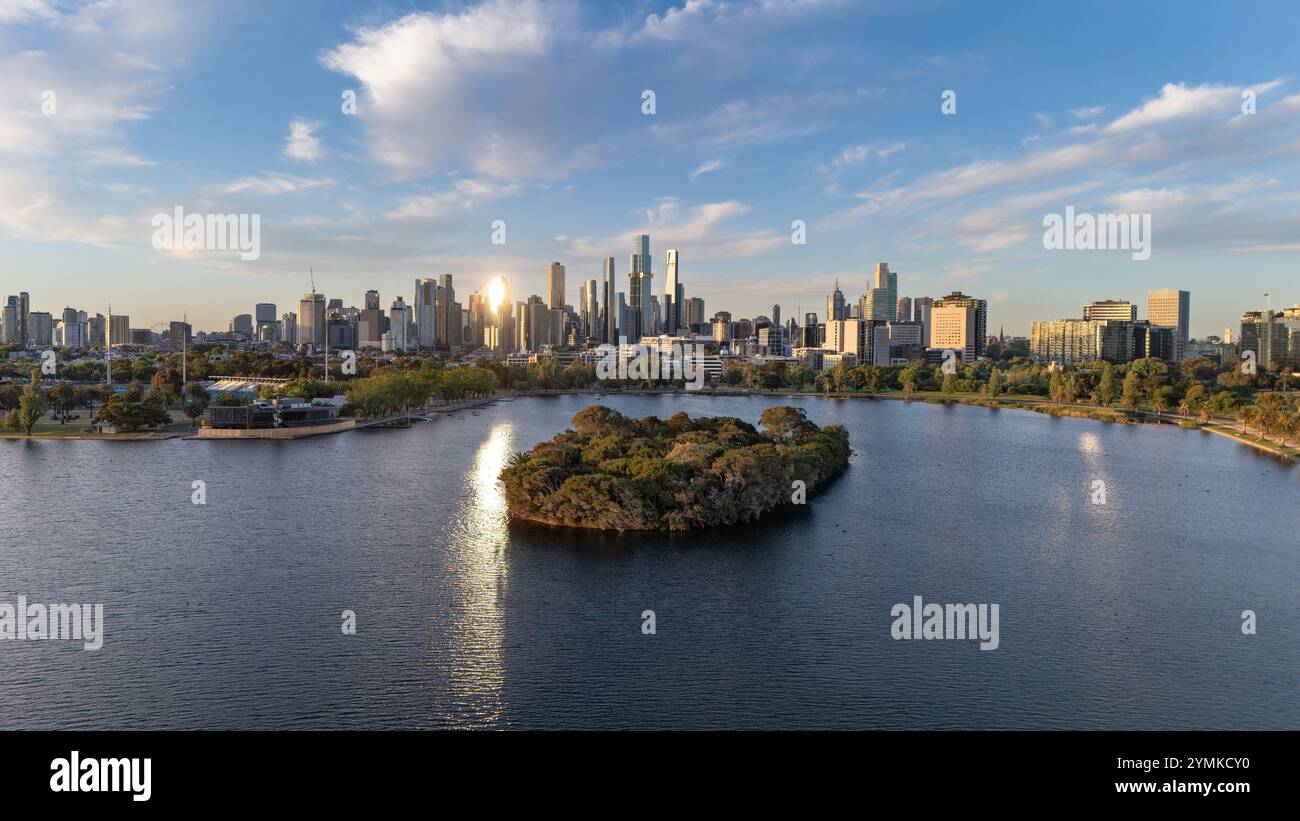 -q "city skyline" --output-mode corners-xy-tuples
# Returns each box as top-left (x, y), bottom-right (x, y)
(1, 247), (1289, 344)
(4, 2), (1300, 335)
